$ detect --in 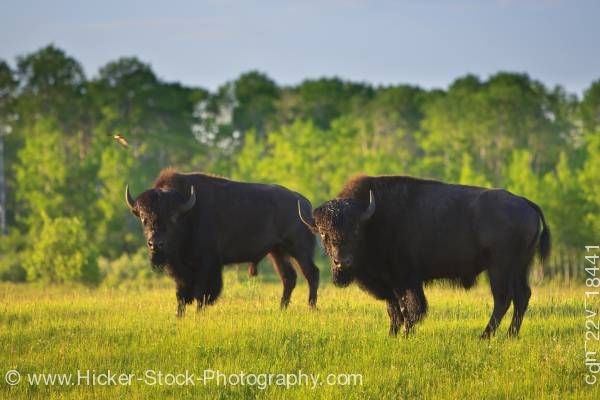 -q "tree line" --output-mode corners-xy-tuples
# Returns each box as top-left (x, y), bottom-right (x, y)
(0, 44), (598, 285)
